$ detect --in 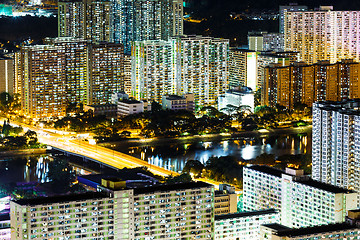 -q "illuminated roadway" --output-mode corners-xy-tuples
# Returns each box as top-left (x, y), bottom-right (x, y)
(1, 117), (230, 188)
